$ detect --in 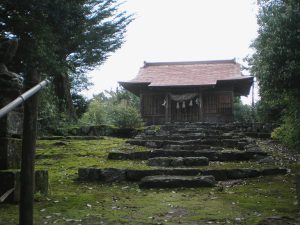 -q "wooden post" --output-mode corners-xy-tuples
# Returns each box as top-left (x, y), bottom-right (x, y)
(199, 92), (203, 122)
(19, 69), (40, 225)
